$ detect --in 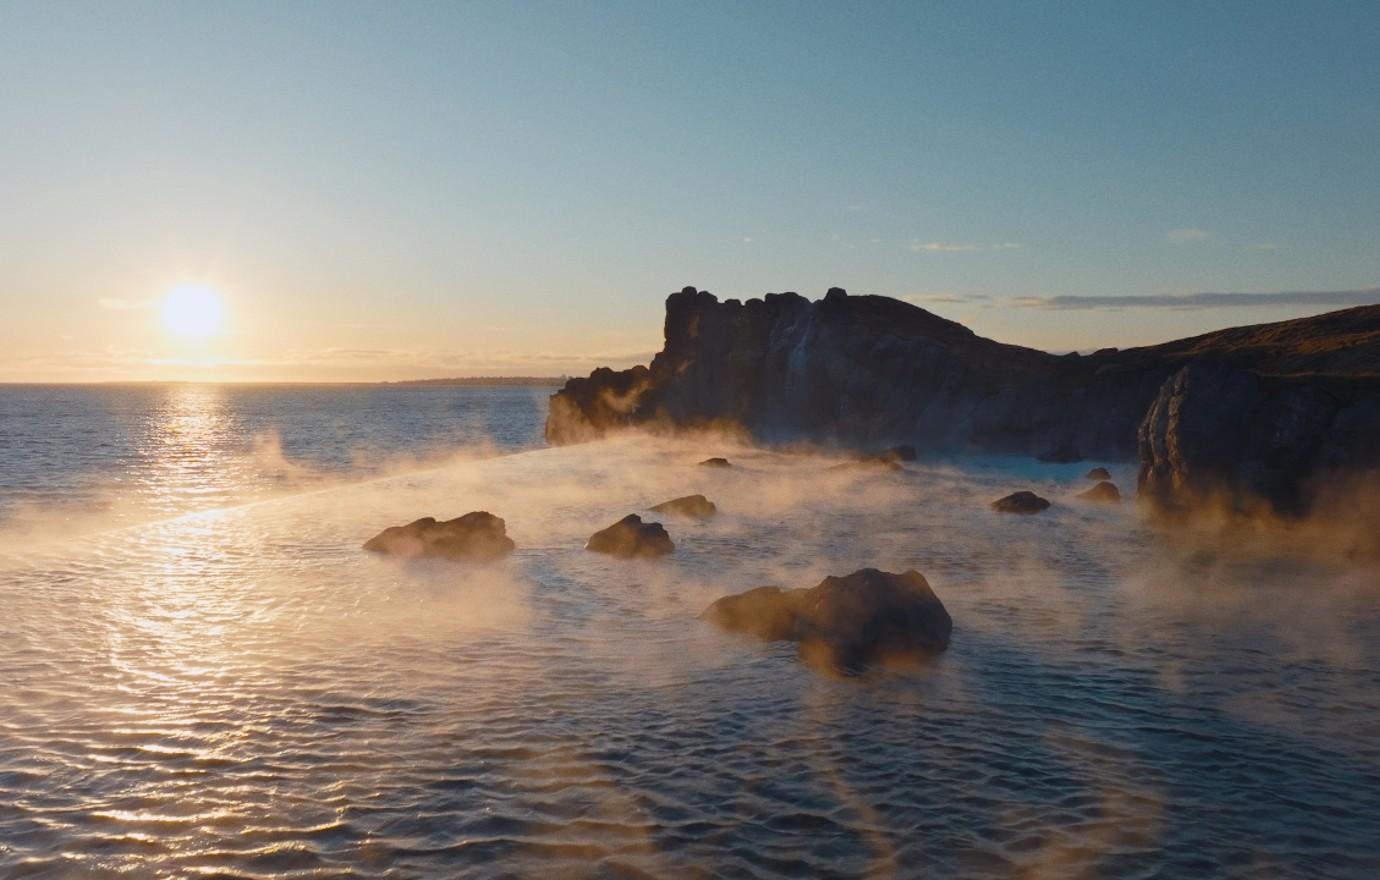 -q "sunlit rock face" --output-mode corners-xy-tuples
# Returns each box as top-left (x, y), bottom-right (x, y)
(649, 494), (717, 520)
(1138, 362), (1380, 517)
(1078, 481), (1122, 502)
(363, 511), (515, 561)
(701, 568), (953, 672)
(585, 514), (675, 558)
(549, 287), (1380, 518)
